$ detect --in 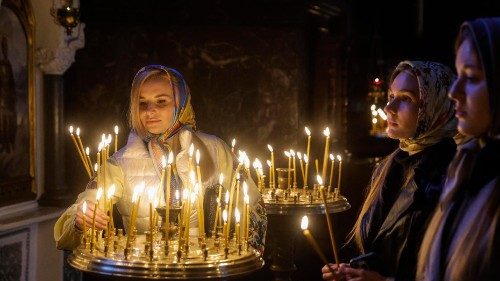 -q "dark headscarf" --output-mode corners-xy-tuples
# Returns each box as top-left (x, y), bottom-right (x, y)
(459, 18), (500, 137)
